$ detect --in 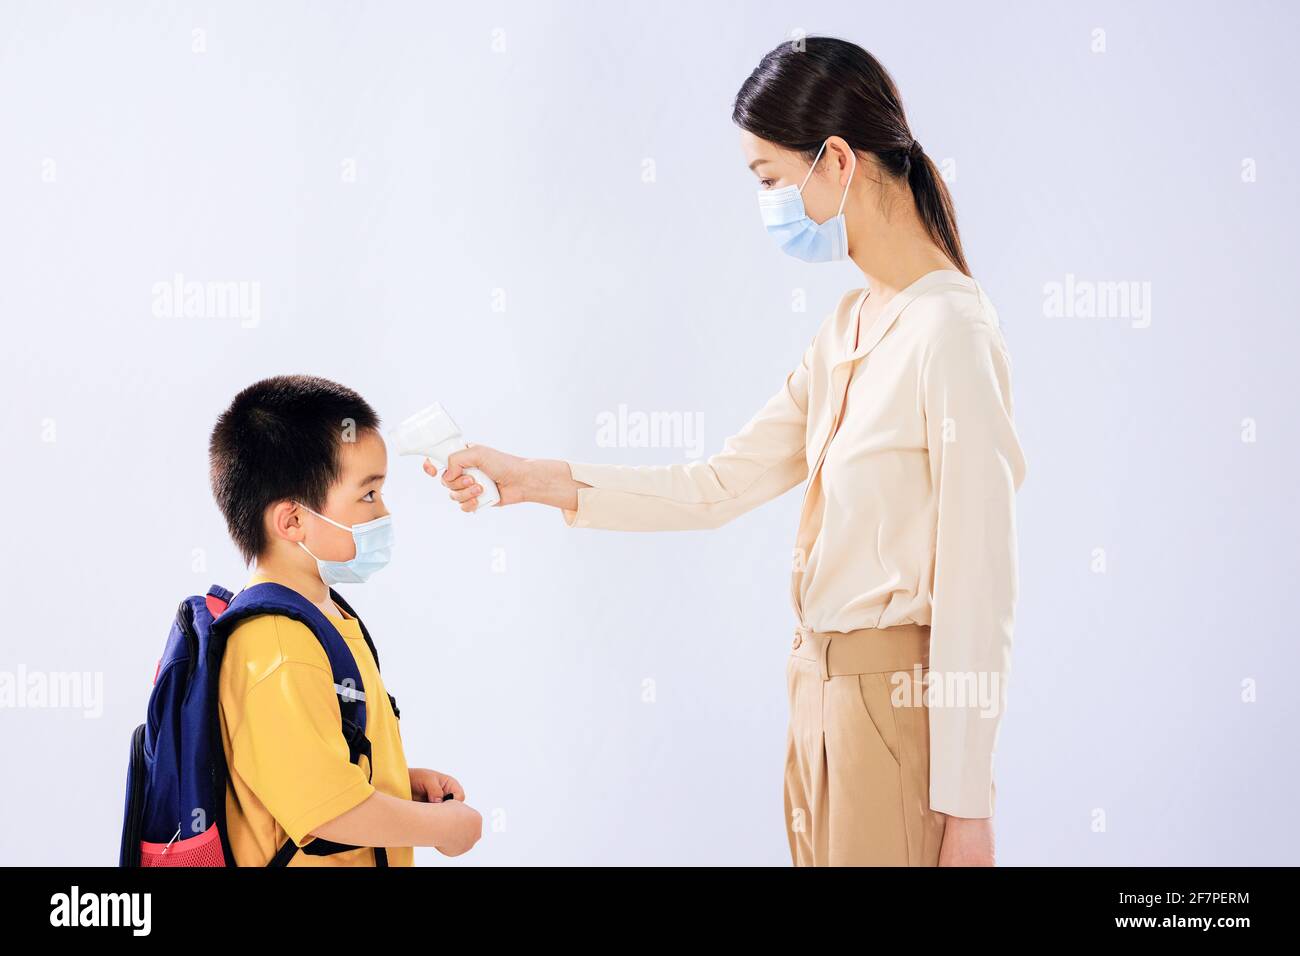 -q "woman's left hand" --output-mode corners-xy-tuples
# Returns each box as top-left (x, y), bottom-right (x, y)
(937, 815), (995, 866)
